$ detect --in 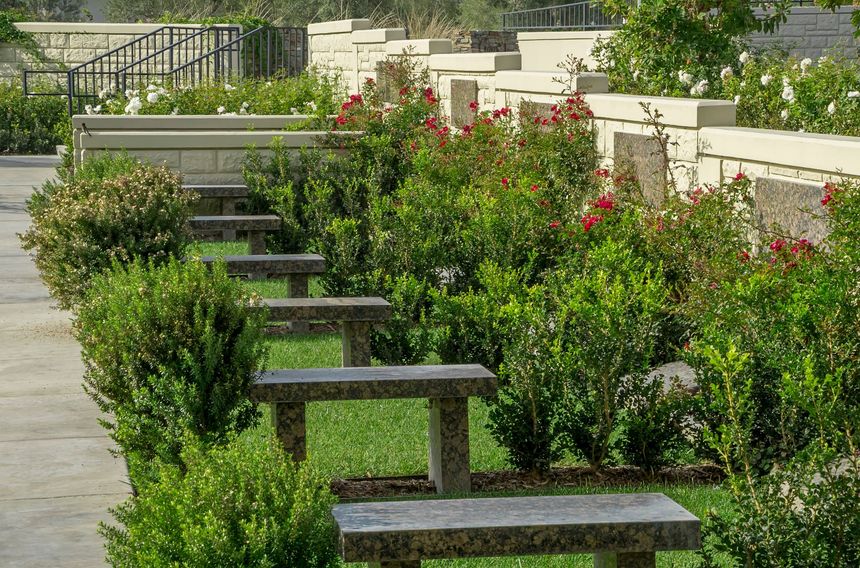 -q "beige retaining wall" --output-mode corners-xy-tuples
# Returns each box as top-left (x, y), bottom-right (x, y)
(72, 114), (352, 184)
